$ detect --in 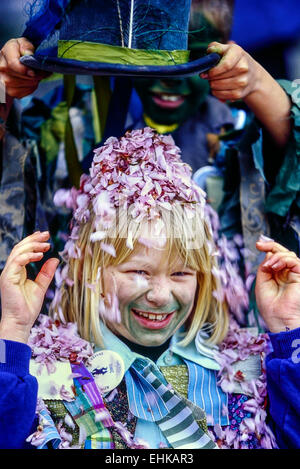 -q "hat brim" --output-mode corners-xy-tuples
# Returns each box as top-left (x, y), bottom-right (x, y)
(20, 53), (220, 77)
